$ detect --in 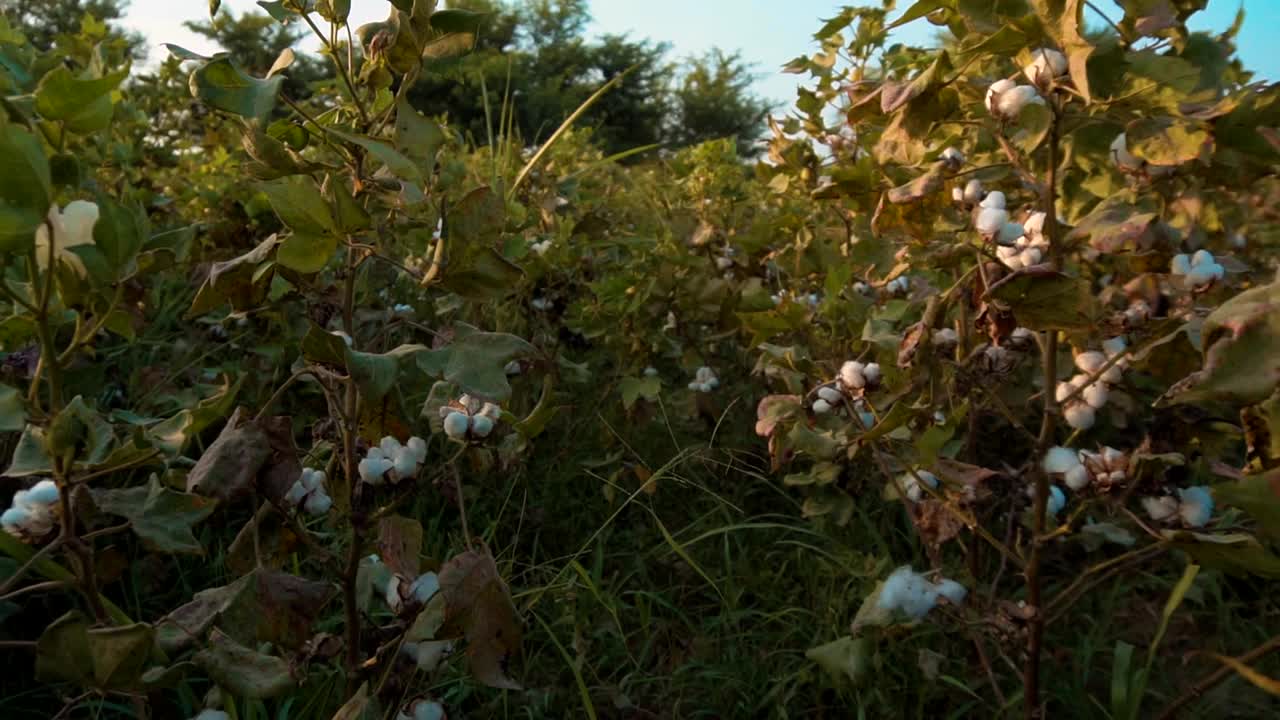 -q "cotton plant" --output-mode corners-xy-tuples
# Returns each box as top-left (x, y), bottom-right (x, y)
(876, 566), (967, 620)
(439, 395), (502, 442)
(2, 480), (60, 542)
(359, 436), (428, 485)
(1170, 249), (1225, 289)
(1043, 446), (1127, 492)
(1142, 487), (1215, 528)
(284, 468), (333, 516)
(688, 366), (720, 392)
